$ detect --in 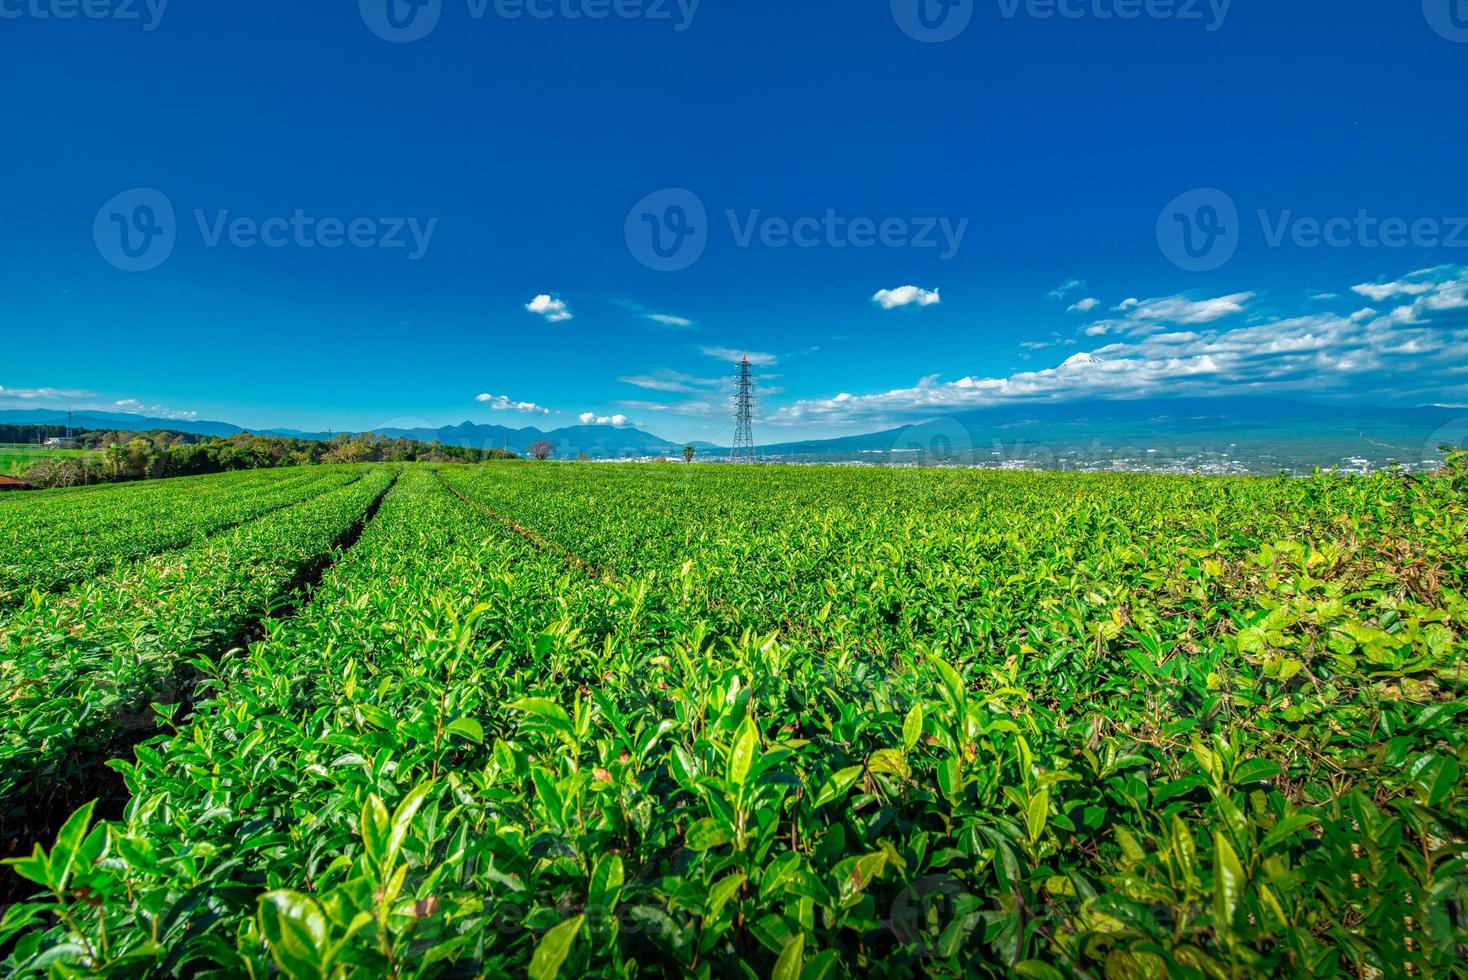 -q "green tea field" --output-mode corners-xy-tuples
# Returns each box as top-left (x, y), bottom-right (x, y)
(0, 446), (89, 480)
(1, 461), (1465, 978)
